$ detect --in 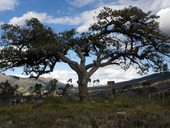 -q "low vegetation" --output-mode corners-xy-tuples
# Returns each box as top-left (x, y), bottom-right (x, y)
(0, 96), (169, 128)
